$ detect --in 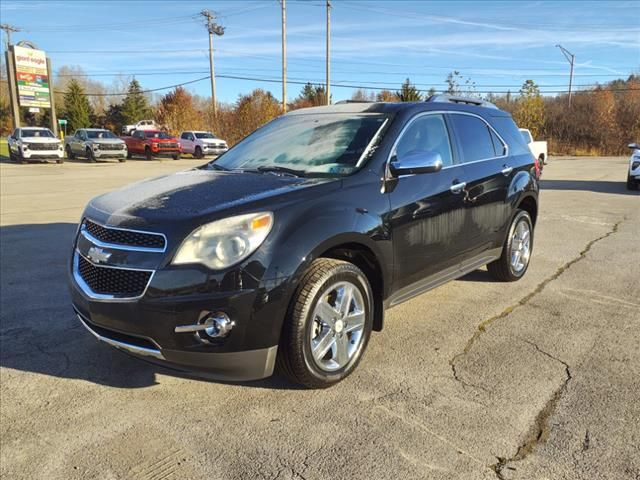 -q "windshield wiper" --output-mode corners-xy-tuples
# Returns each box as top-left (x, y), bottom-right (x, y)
(256, 165), (306, 177)
(207, 162), (228, 171)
